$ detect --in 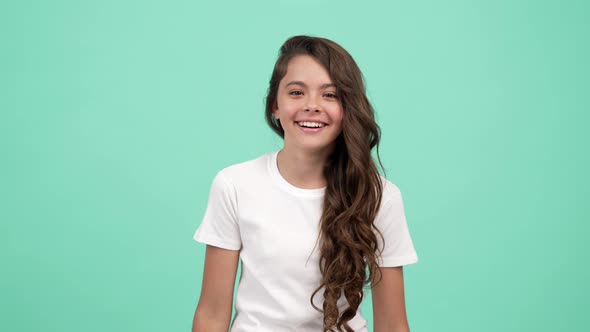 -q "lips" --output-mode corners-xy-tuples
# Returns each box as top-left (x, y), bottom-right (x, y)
(295, 120), (329, 128)
(296, 122), (326, 133)
(296, 121), (328, 125)
(296, 122), (327, 128)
